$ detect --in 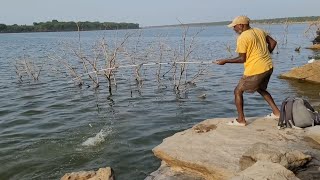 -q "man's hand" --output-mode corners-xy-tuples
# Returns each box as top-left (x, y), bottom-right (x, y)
(214, 59), (227, 65)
